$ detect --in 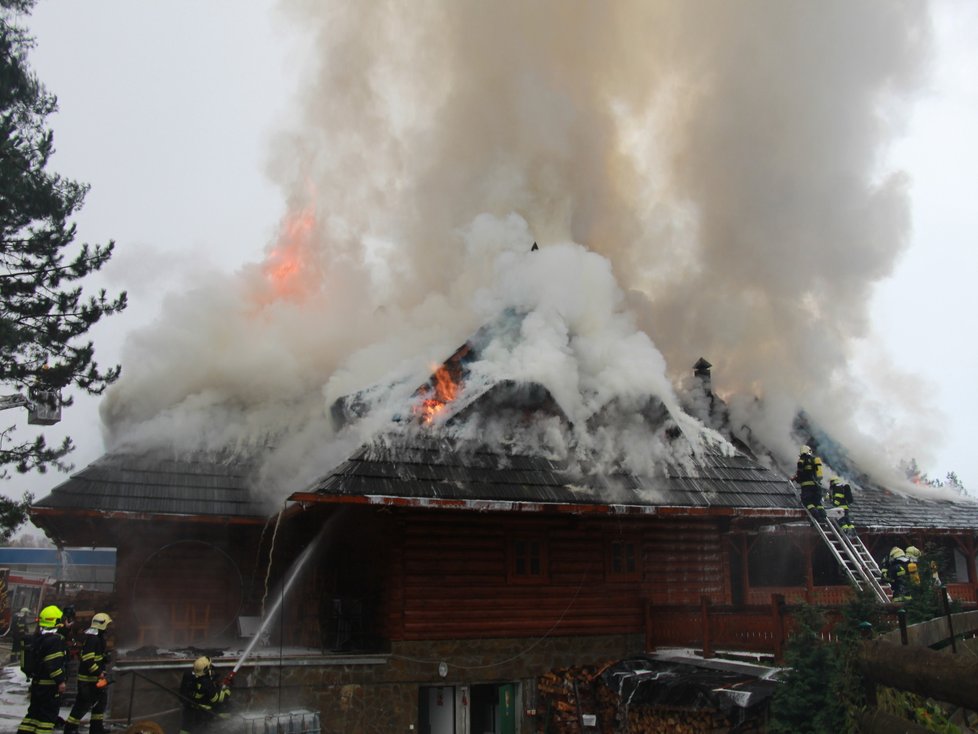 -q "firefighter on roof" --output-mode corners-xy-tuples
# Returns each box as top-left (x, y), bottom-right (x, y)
(828, 477), (855, 533)
(16, 604), (68, 734)
(64, 612), (113, 734)
(179, 656), (231, 733)
(792, 445), (825, 519)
